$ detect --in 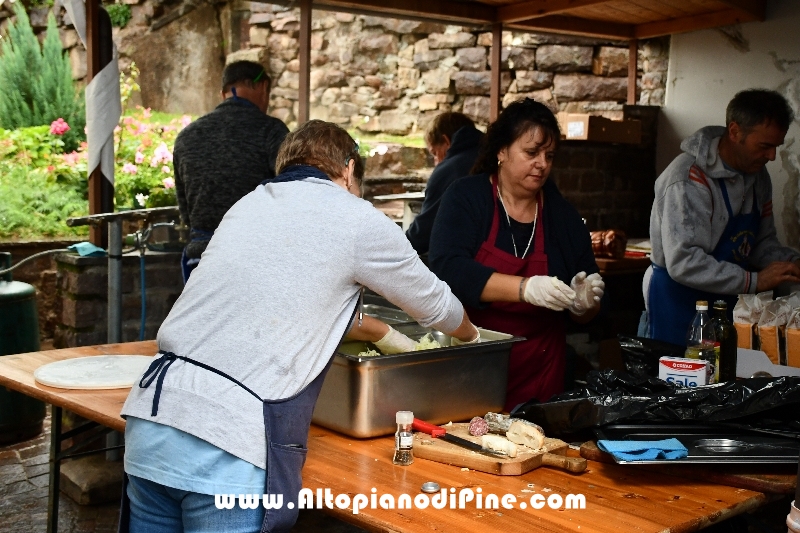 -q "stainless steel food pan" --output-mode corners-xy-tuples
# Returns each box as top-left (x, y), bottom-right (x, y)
(361, 304), (414, 325)
(312, 325), (522, 438)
